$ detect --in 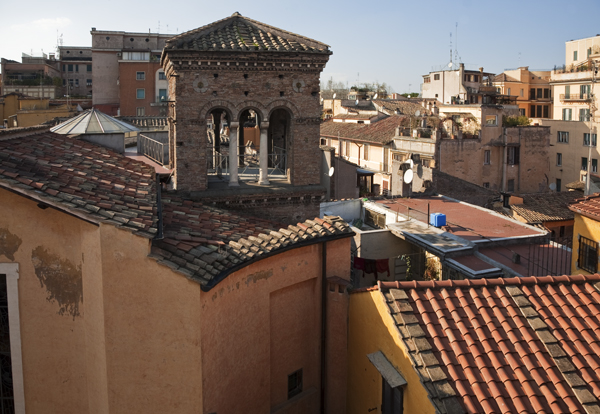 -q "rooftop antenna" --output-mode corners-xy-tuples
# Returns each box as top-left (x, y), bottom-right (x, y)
(157, 20), (160, 33)
(454, 22), (459, 65)
(449, 32), (453, 68)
